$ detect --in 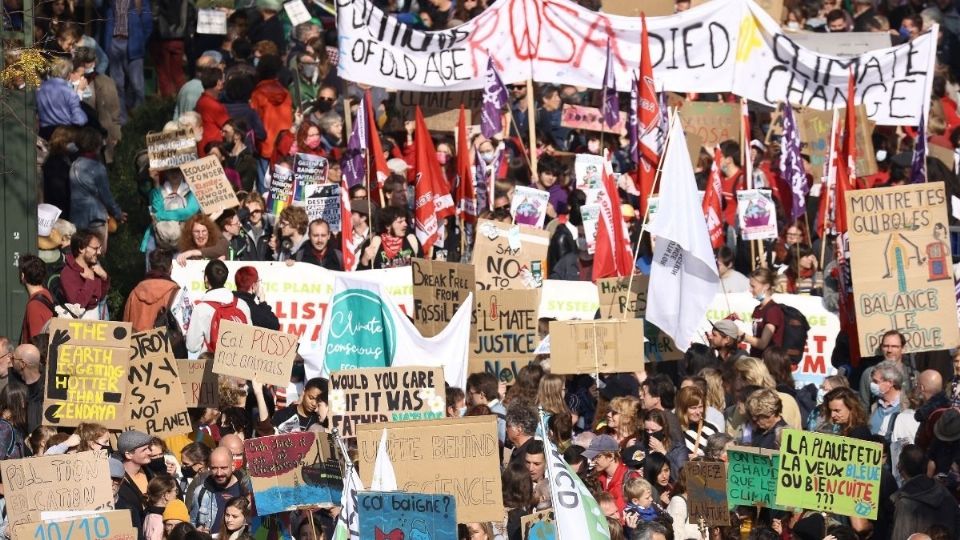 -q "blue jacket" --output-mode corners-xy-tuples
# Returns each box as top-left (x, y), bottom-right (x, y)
(37, 78), (87, 128)
(69, 155), (122, 230)
(104, 0), (153, 60)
